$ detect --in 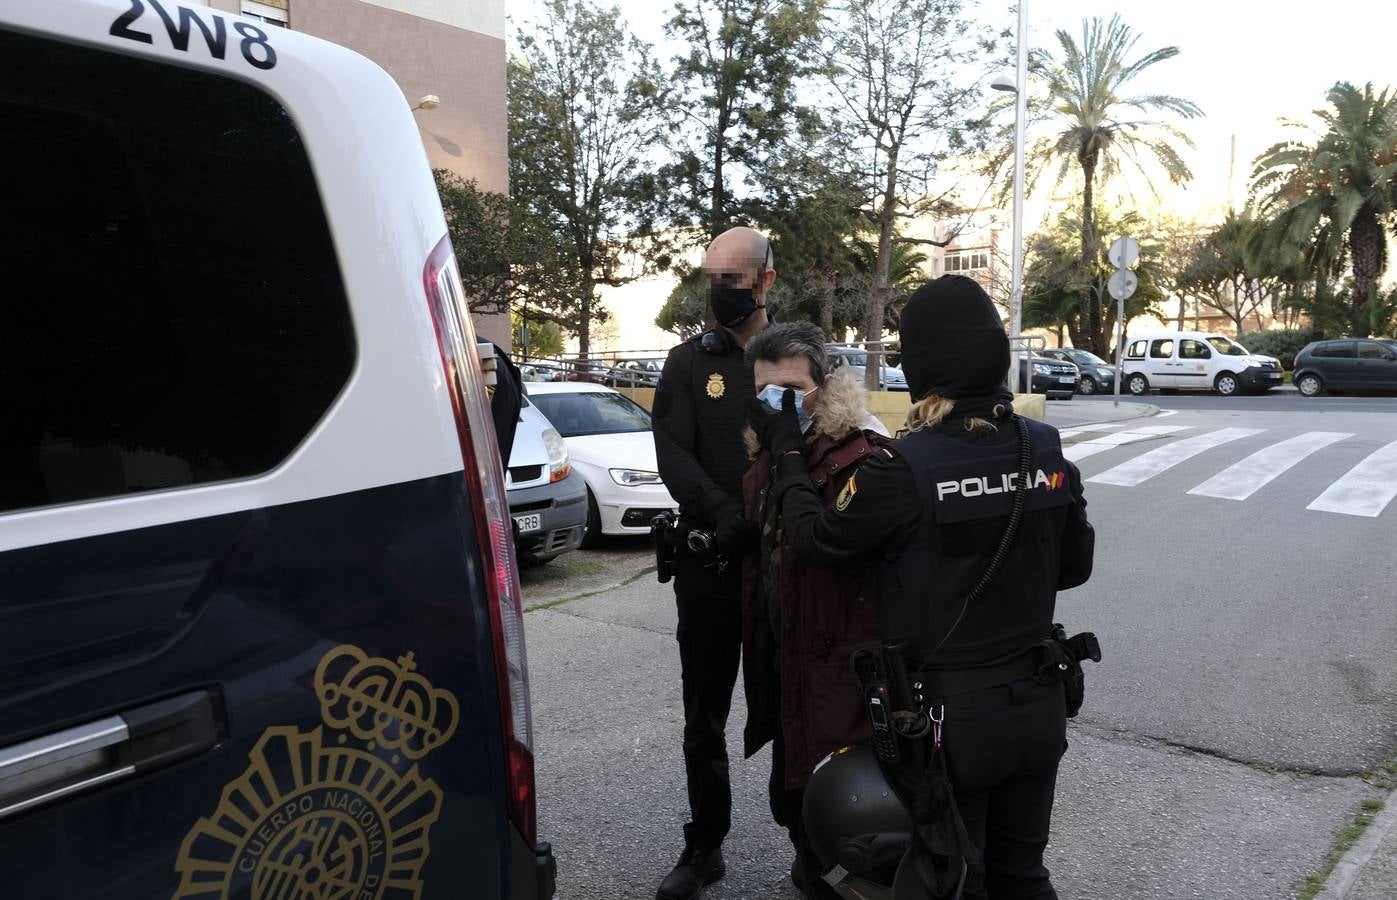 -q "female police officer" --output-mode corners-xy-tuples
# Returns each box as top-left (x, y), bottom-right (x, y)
(749, 274), (1095, 900)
